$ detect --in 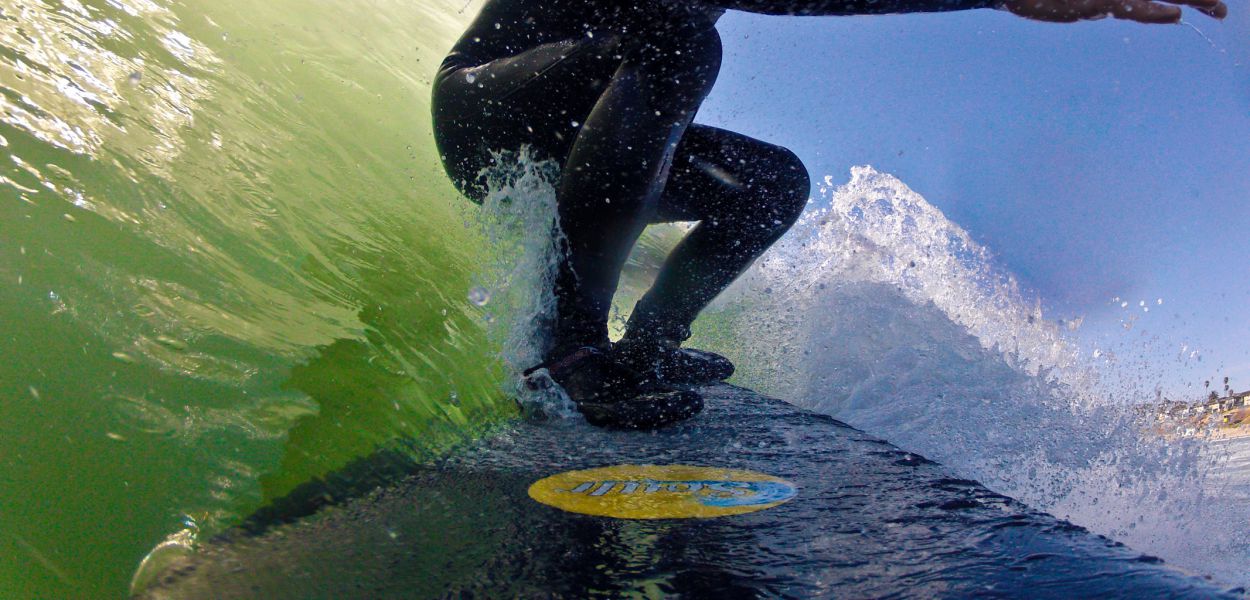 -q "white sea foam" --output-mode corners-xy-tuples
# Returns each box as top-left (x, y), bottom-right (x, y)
(703, 166), (1248, 588)
(471, 148), (577, 420)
